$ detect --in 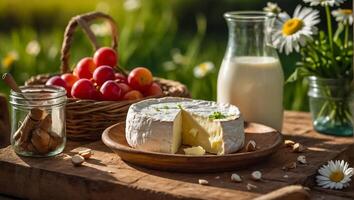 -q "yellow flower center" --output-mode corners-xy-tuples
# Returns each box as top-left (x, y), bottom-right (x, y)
(198, 63), (210, 73)
(329, 171), (344, 183)
(340, 9), (352, 15)
(2, 55), (16, 69)
(282, 18), (303, 36)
